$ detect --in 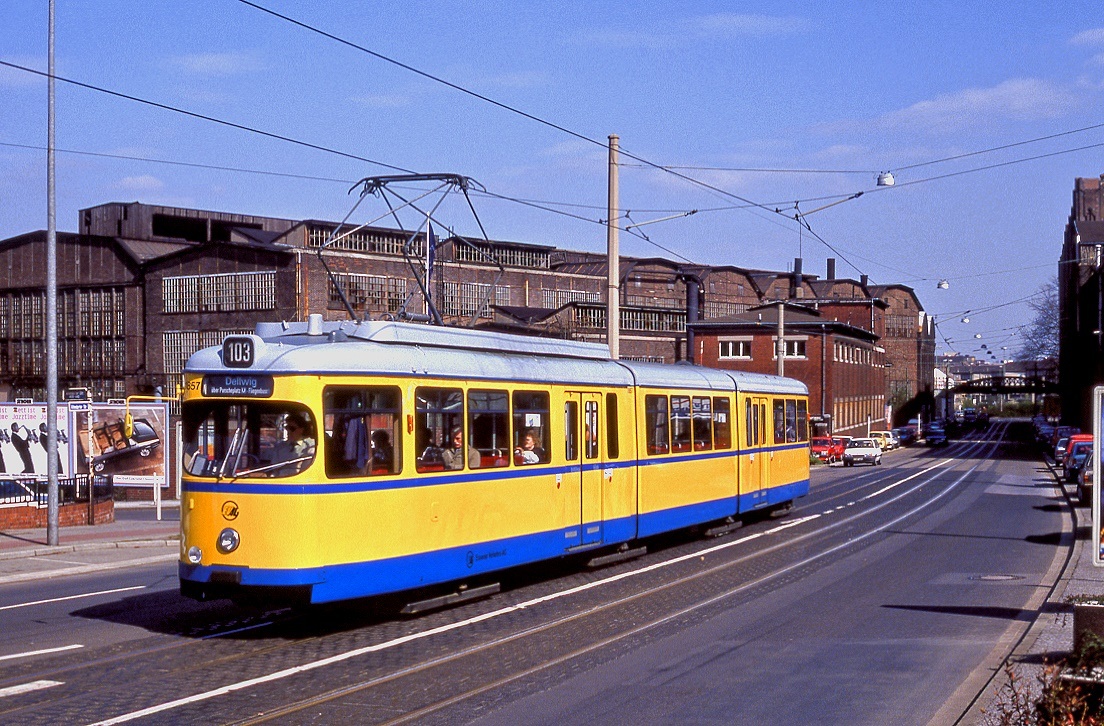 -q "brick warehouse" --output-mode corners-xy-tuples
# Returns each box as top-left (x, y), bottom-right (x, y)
(1058, 175), (1104, 428)
(0, 201), (934, 422)
(691, 302), (887, 437)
